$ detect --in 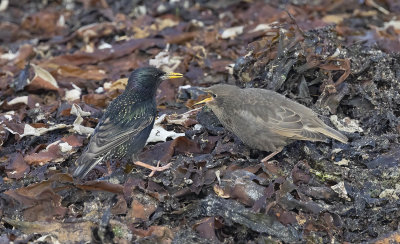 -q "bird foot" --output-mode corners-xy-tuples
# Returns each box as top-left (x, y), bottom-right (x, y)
(260, 148), (283, 163)
(134, 161), (171, 177)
